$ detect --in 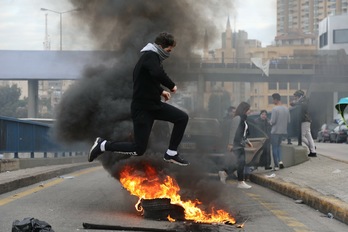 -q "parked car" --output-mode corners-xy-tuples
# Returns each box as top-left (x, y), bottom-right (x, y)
(329, 124), (348, 143)
(317, 122), (338, 143)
